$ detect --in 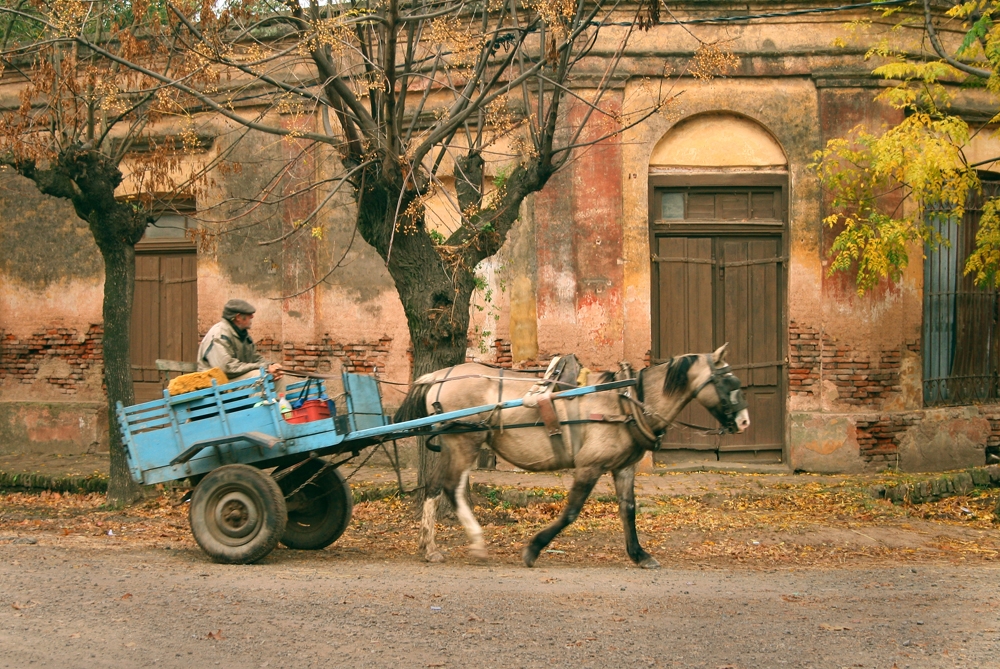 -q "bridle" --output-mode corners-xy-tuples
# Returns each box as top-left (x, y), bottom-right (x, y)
(633, 358), (748, 437)
(690, 362), (748, 433)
